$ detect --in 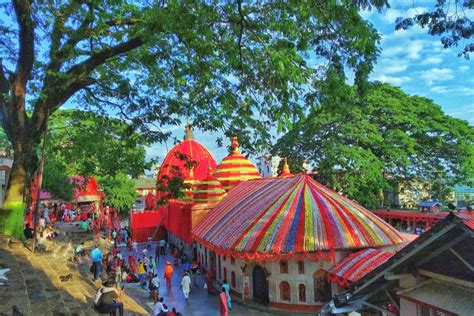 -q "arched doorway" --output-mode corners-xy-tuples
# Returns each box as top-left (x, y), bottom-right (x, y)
(252, 265), (269, 303)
